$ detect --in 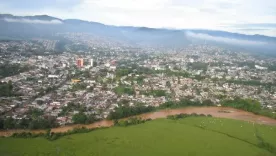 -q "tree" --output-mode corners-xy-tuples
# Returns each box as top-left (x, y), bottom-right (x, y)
(17, 118), (30, 129)
(72, 93), (77, 98)
(202, 99), (213, 106)
(4, 117), (15, 129)
(0, 81), (14, 97)
(86, 114), (97, 124)
(27, 108), (44, 119)
(36, 100), (44, 105)
(113, 119), (119, 126)
(107, 105), (154, 120)
(222, 98), (261, 113)
(72, 112), (87, 124)
(0, 118), (4, 129)
(93, 61), (97, 67)
(166, 81), (171, 88)
(114, 86), (134, 95)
